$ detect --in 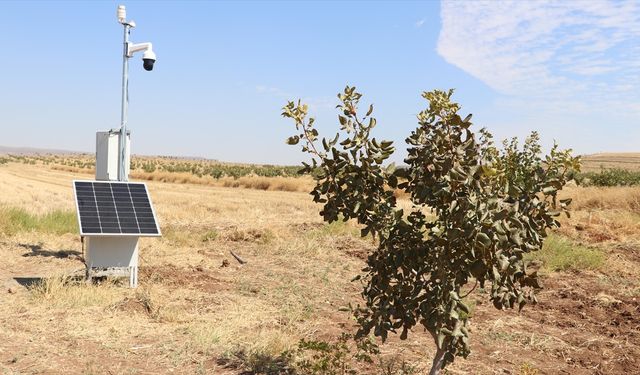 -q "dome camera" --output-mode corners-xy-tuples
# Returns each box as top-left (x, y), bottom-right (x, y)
(142, 49), (156, 71)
